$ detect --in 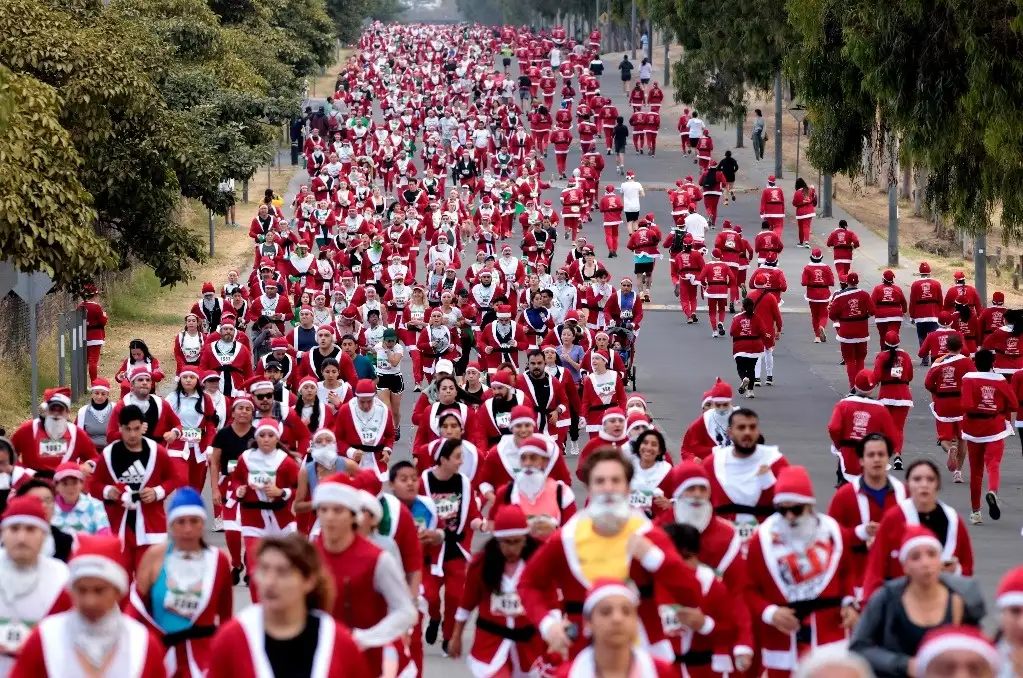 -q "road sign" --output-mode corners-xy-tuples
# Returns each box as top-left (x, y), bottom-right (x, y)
(12, 269), (54, 305)
(0, 261), (16, 298)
